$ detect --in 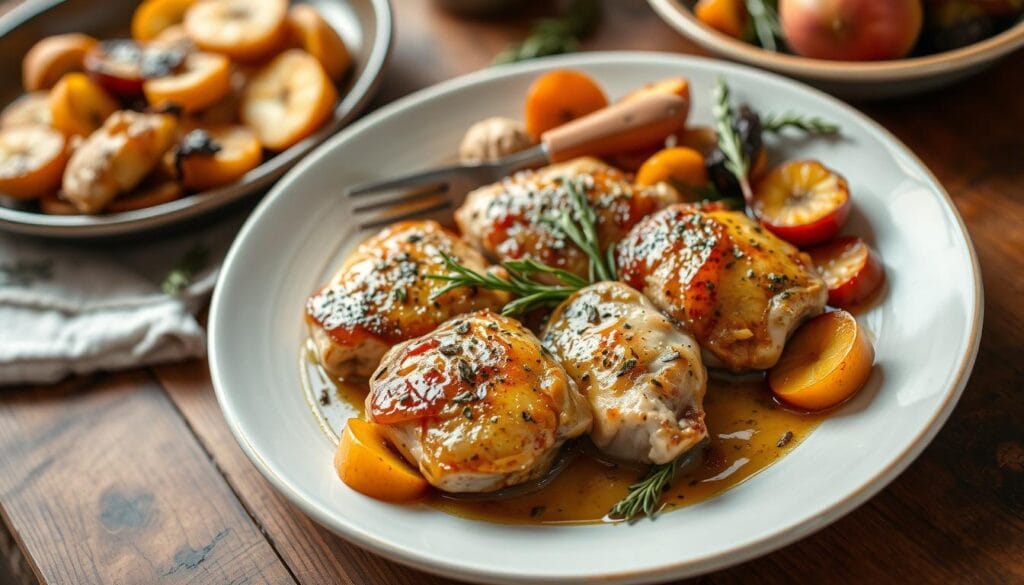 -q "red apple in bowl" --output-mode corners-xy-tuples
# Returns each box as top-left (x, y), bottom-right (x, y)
(779, 0), (924, 61)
